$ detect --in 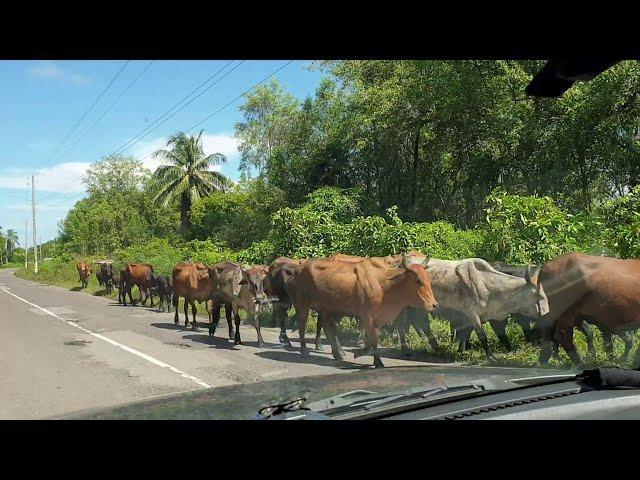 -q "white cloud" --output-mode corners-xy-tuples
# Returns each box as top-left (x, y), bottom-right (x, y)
(132, 132), (239, 174)
(0, 162), (89, 193)
(26, 61), (93, 86)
